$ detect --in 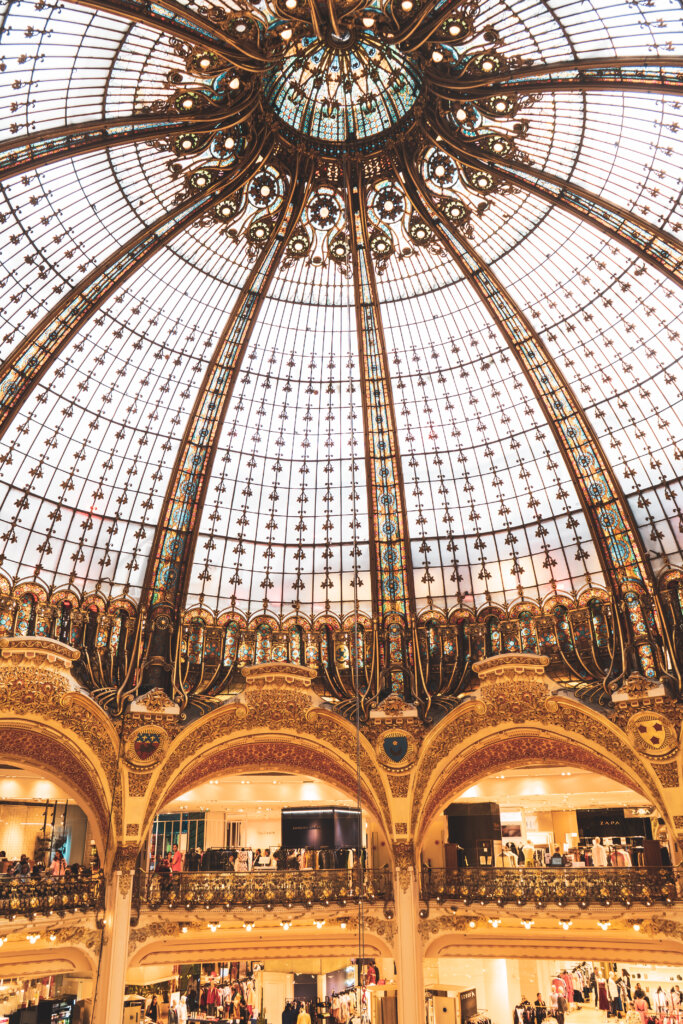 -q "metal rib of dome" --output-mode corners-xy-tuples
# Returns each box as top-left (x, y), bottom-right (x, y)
(1, 0), (683, 716)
